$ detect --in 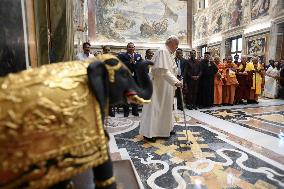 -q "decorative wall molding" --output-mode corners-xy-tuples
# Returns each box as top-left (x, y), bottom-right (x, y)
(208, 41), (222, 47)
(244, 27), (270, 38)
